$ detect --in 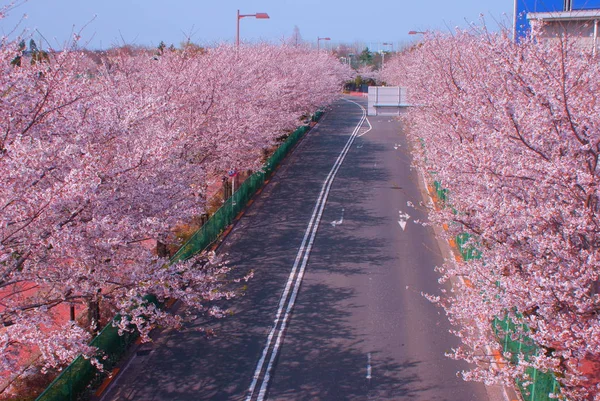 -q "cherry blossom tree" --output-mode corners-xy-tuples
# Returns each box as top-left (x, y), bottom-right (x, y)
(382, 25), (600, 399)
(0, 15), (351, 380)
